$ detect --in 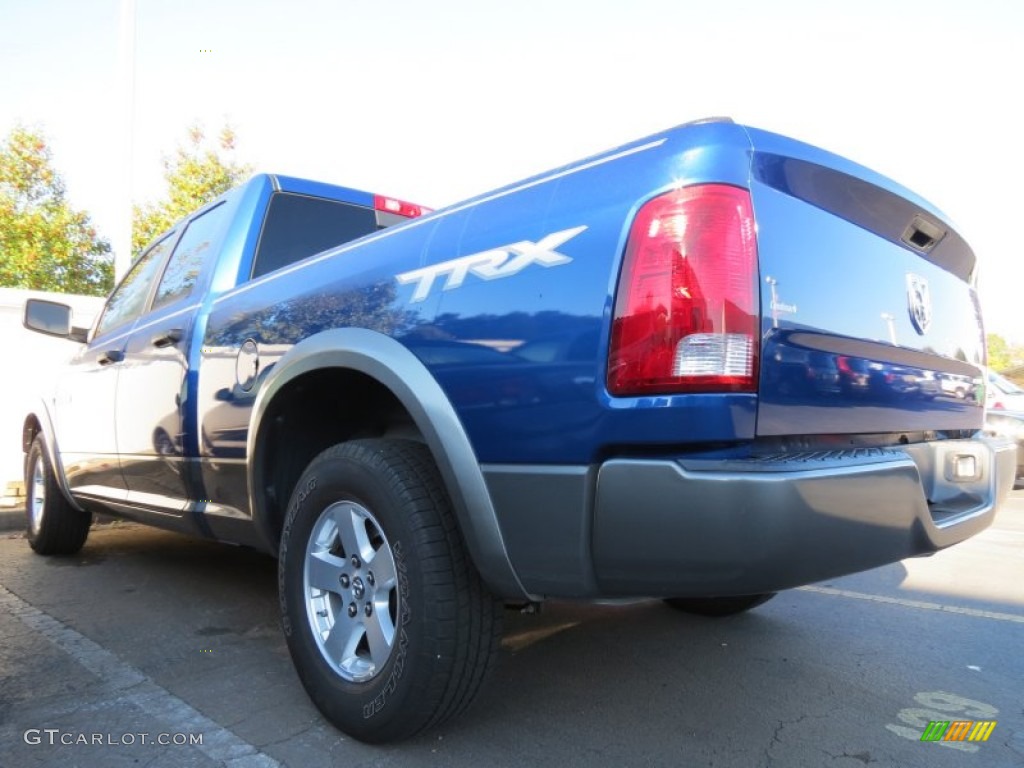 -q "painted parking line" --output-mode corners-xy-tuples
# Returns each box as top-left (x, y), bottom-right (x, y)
(0, 583), (281, 767)
(798, 585), (1024, 624)
(501, 621), (581, 652)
